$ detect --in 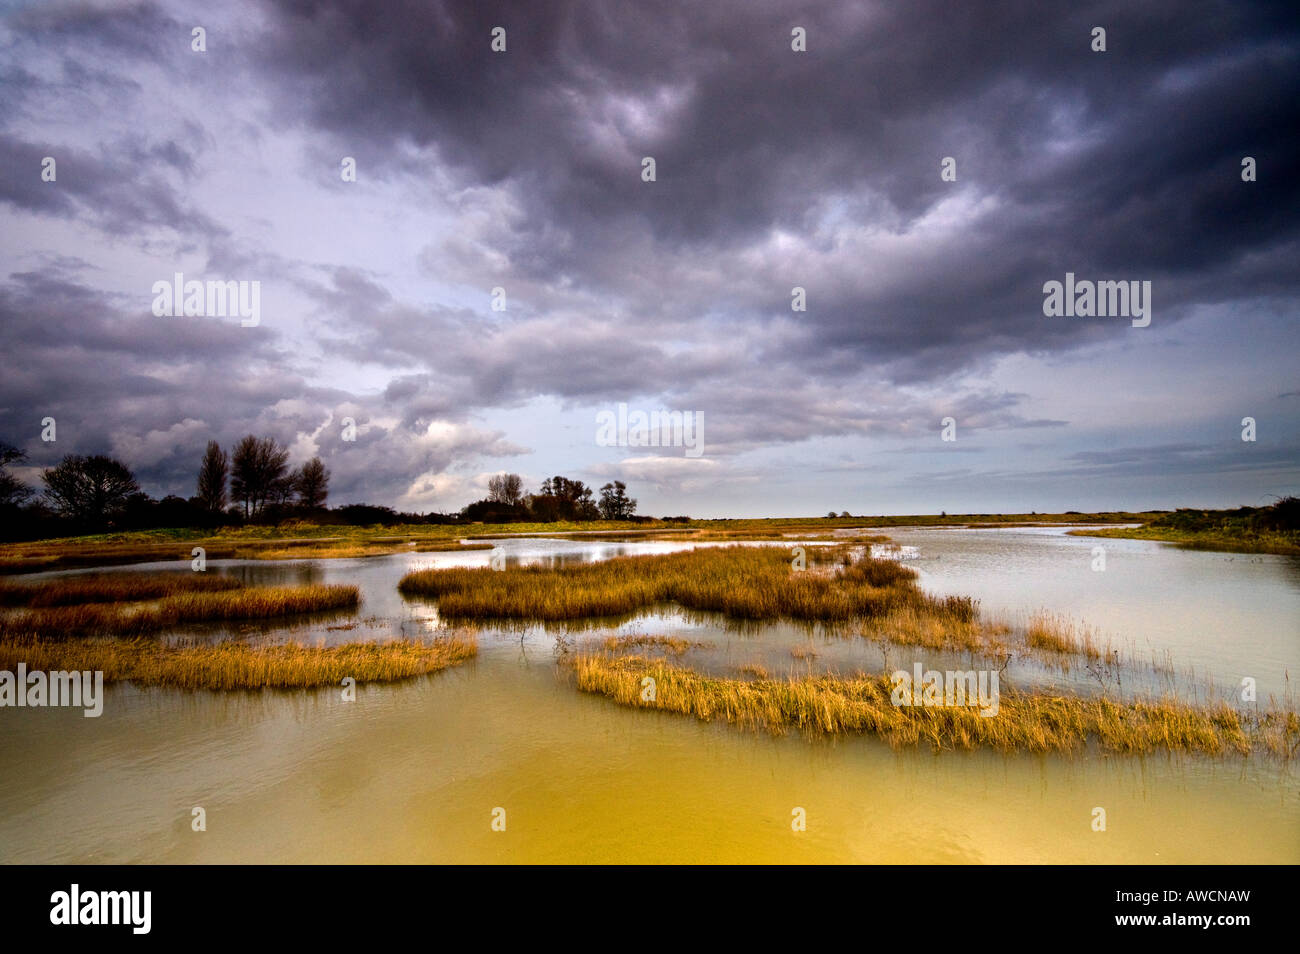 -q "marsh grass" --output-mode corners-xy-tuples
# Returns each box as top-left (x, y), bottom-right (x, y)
(601, 634), (700, 655)
(243, 539), (494, 559)
(1071, 518), (1300, 556)
(0, 535), (491, 573)
(0, 584), (360, 638)
(1026, 612), (1104, 660)
(804, 543), (863, 566)
(0, 573), (243, 607)
(0, 633), (476, 690)
(402, 546), (1020, 654)
(236, 542), (396, 560)
(399, 545), (940, 623)
(675, 528), (892, 543)
(0, 542), (210, 574)
(867, 603), (1006, 654)
(571, 654), (1299, 757)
